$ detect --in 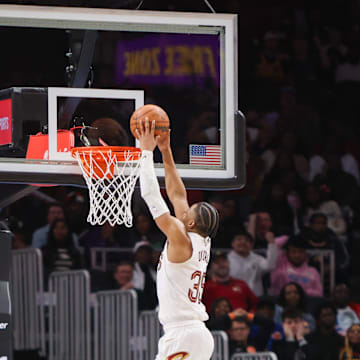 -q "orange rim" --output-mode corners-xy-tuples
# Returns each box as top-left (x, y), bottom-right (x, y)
(71, 146), (141, 162)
